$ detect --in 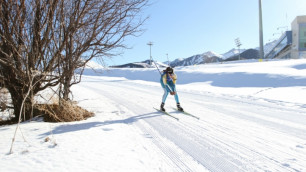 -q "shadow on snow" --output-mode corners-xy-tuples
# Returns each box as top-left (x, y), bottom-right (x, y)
(39, 112), (161, 136)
